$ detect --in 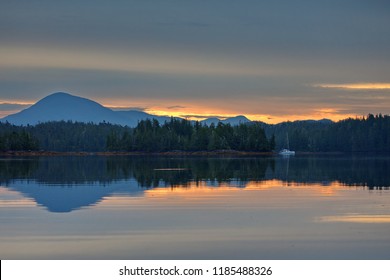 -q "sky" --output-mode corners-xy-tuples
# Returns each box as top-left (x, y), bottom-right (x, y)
(0, 0), (389, 123)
